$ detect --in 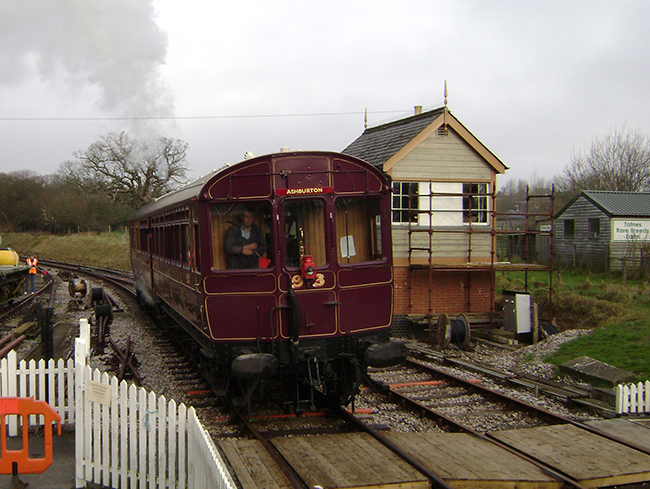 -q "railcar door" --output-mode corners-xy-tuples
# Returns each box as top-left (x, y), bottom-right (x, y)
(279, 198), (338, 337)
(334, 196), (393, 333)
